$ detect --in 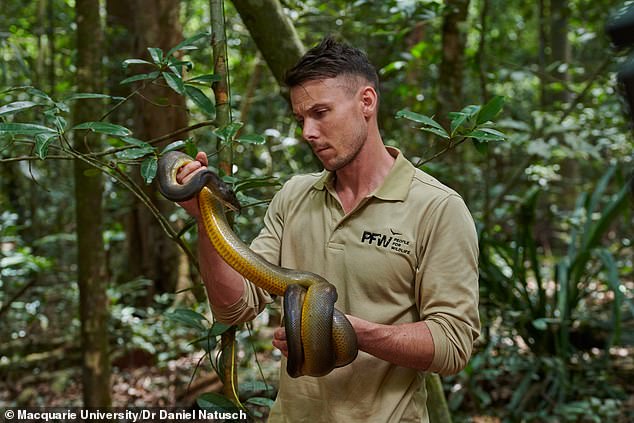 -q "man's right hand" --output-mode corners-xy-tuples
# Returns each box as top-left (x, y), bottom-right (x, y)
(175, 151), (209, 220)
